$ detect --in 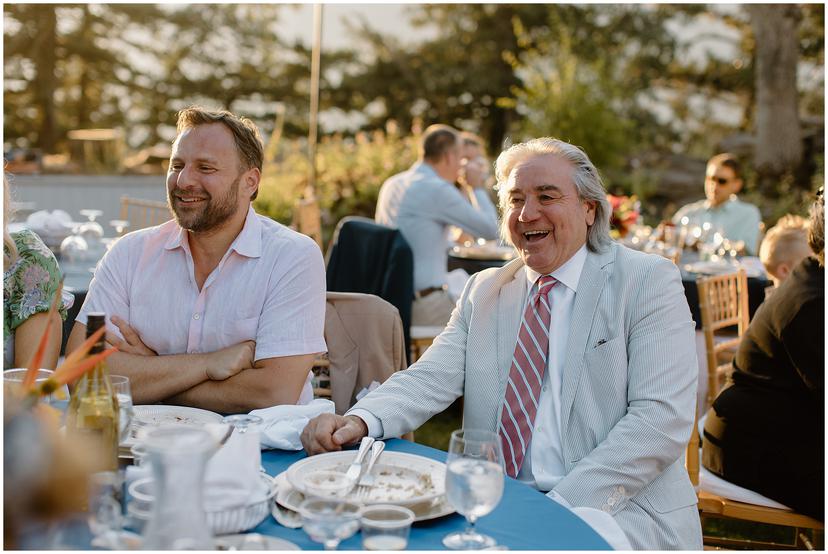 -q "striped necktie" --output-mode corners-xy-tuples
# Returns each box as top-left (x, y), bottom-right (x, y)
(498, 275), (557, 477)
